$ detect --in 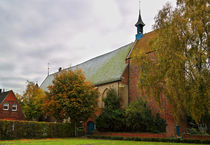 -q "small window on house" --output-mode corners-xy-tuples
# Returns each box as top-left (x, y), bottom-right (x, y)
(12, 104), (17, 111)
(3, 103), (9, 110)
